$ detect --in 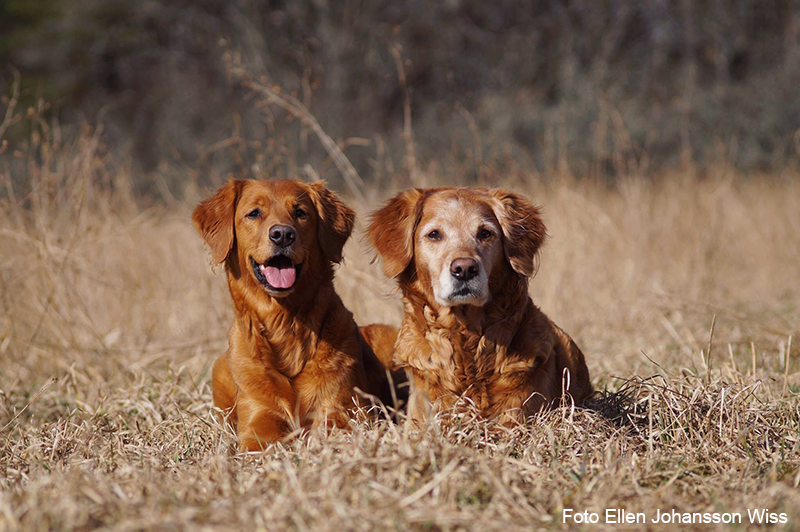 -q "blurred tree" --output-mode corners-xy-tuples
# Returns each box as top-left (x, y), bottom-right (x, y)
(1, 0), (799, 191)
